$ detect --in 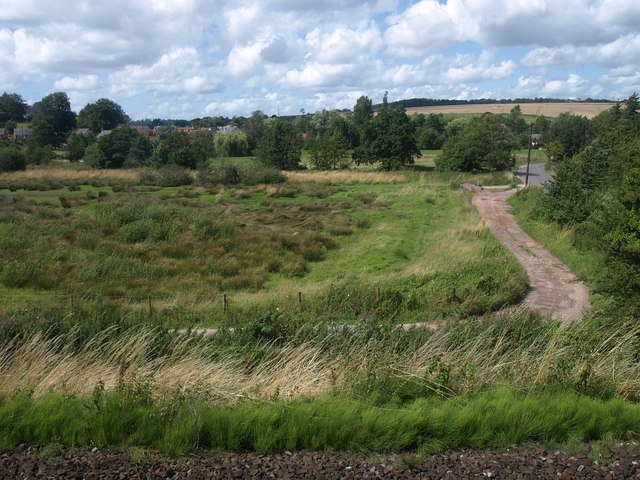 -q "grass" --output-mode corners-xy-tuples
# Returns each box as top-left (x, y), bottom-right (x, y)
(514, 148), (549, 167)
(0, 167), (528, 325)
(1, 387), (638, 456)
(2, 312), (639, 404)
